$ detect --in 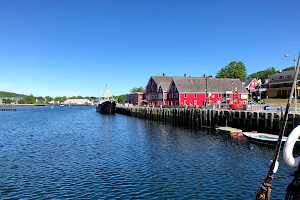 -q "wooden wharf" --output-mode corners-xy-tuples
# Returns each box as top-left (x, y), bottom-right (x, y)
(116, 106), (300, 136)
(215, 126), (242, 134)
(0, 108), (16, 111)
